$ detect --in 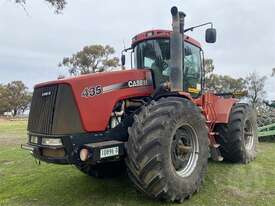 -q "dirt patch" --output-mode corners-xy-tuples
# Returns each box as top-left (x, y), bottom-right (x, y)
(0, 118), (8, 122)
(0, 160), (15, 165)
(0, 135), (26, 146)
(223, 186), (251, 199)
(0, 117), (28, 122)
